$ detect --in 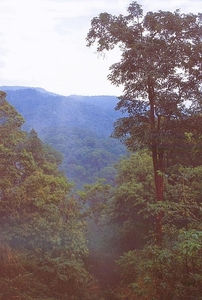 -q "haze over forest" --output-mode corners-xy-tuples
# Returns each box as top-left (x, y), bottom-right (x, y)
(0, 1), (201, 299)
(1, 86), (127, 188)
